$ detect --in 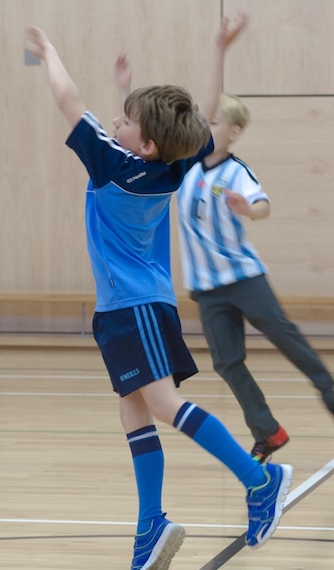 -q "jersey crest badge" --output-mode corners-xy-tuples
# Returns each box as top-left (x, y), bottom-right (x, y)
(212, 177), (228, 197)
